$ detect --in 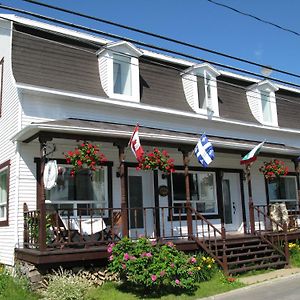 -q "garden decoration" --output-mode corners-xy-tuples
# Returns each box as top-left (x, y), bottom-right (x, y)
(137, 148), (175, 174)
(65, 142), (107, 176)
(259, 159), (288, 180)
